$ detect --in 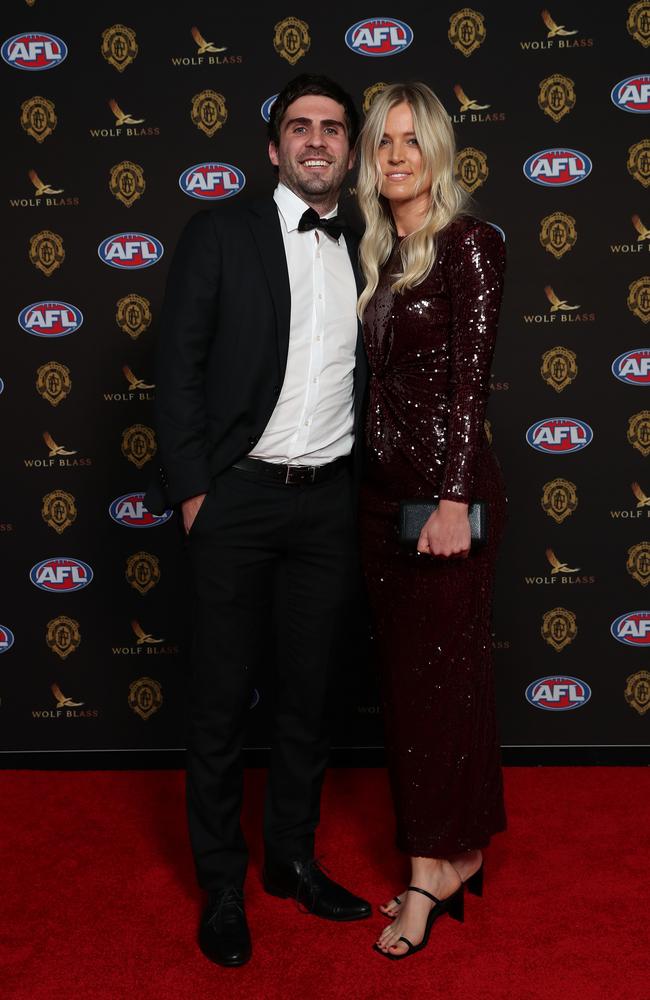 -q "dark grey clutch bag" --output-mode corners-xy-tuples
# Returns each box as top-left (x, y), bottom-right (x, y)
(398, 499), (487, 547)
